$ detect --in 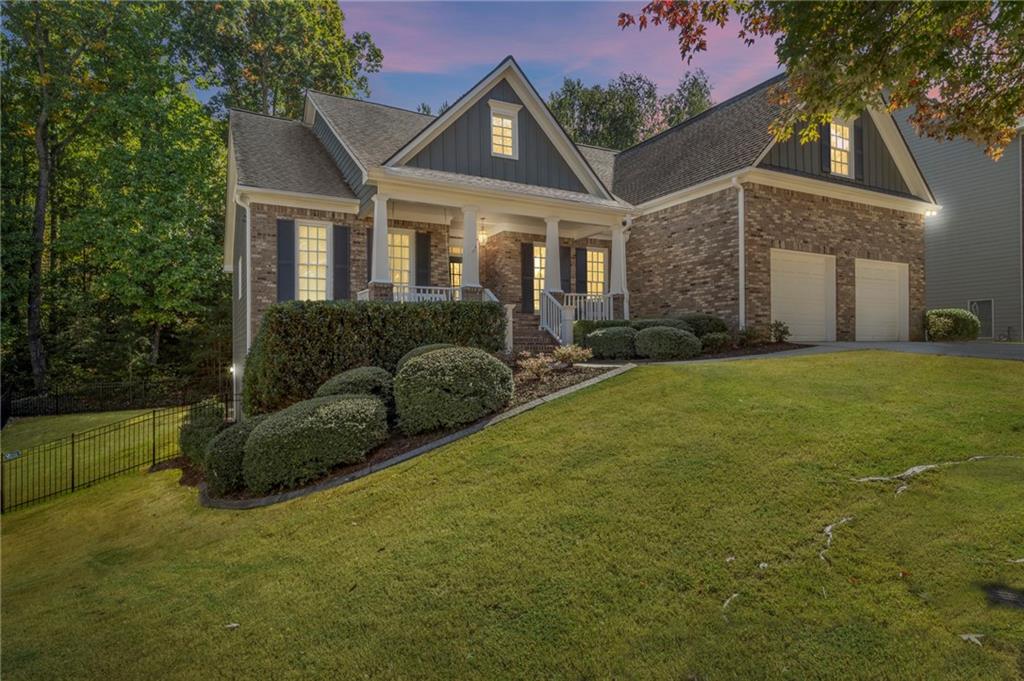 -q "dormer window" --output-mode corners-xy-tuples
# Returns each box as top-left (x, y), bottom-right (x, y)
(830, 119), (853, 177)
(489, 100), (521, 159)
